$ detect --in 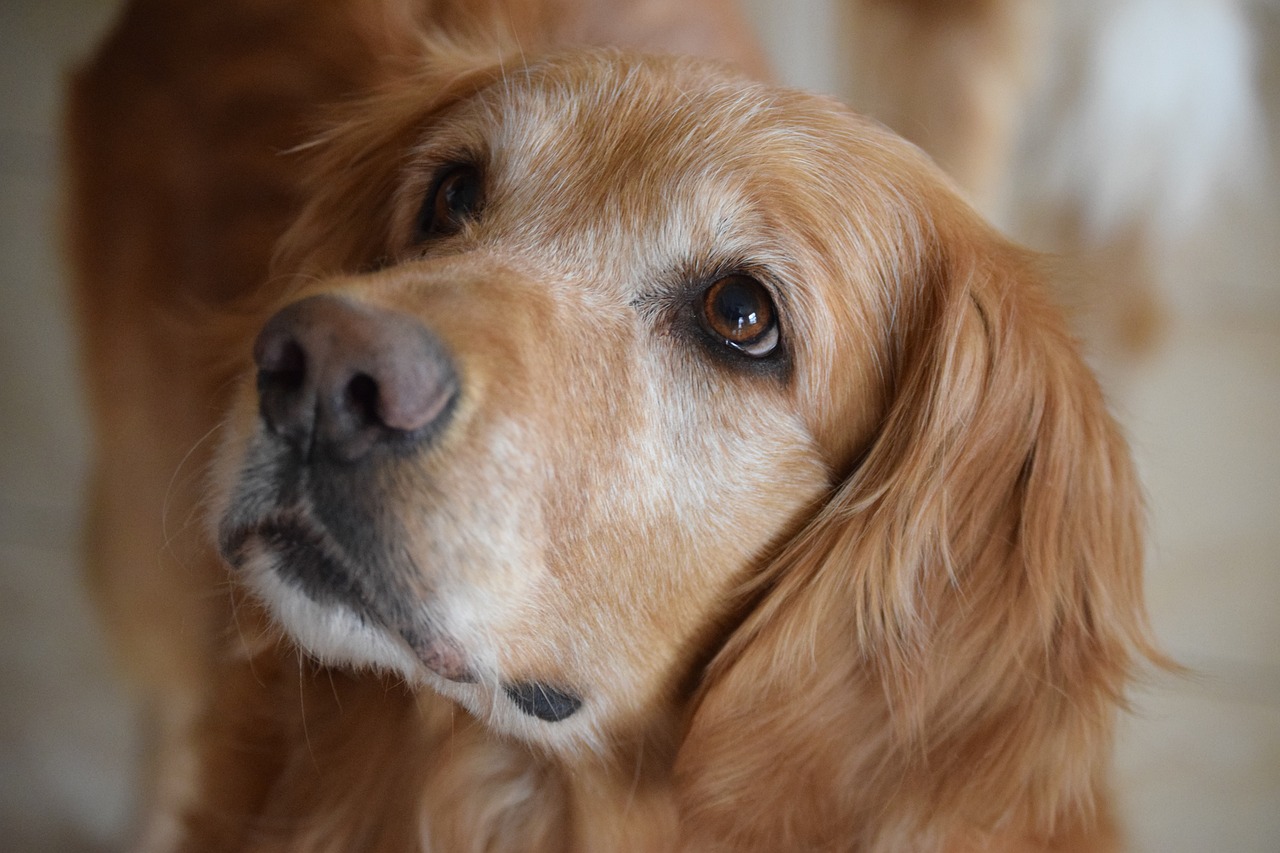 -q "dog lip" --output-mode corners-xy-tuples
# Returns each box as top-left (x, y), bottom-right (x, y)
(220, 511), (477, 683)
(401, 628), (474, 683)
(218, 513), (268, 569)
(236, 514), (395, 623)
